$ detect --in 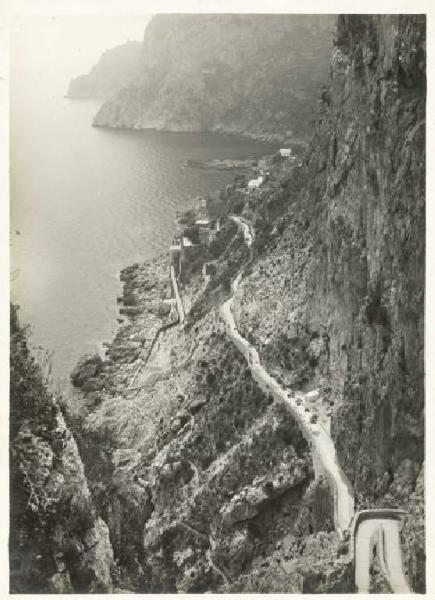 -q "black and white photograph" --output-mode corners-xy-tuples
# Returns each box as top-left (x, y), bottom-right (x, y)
(4, 1), (428, 594)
